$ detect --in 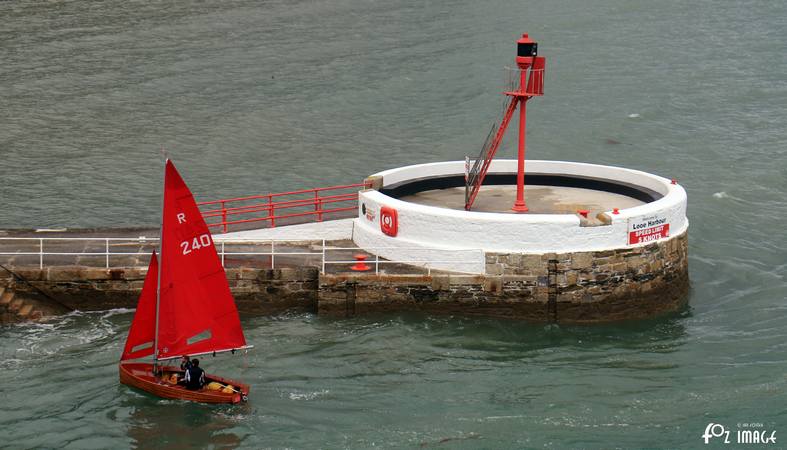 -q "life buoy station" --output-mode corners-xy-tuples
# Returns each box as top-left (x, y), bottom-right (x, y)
(0, 34), (688, 324)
